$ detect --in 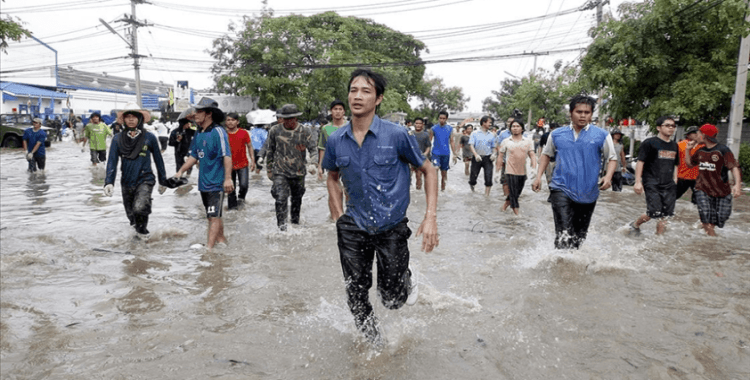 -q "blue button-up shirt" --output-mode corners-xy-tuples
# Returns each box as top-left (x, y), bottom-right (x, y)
(468, 129), (497, 156)
(322, 116), (425, 234)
